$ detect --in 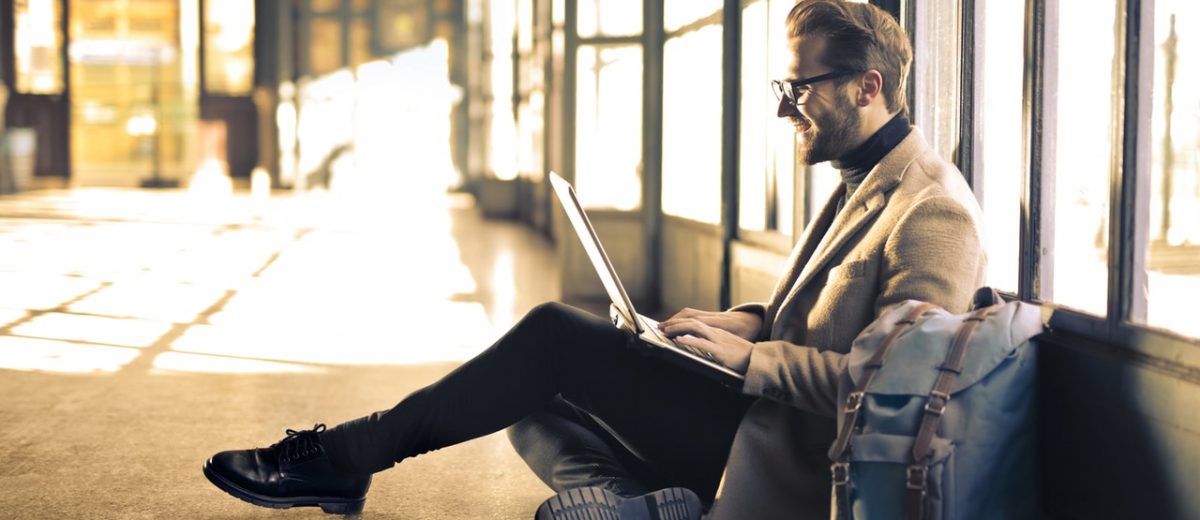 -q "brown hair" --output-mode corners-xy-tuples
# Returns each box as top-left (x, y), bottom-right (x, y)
(787, 0), (913, 115)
